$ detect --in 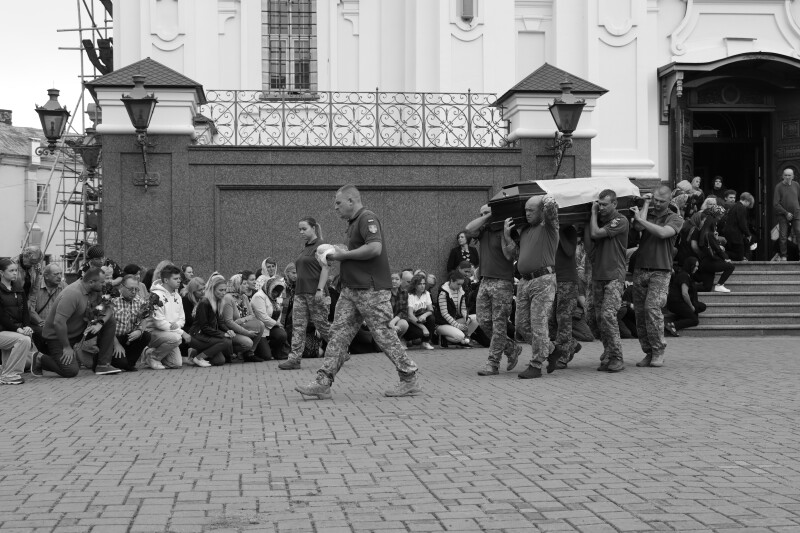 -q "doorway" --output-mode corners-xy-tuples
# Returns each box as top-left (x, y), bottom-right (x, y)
(692, 111), (768, 259)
